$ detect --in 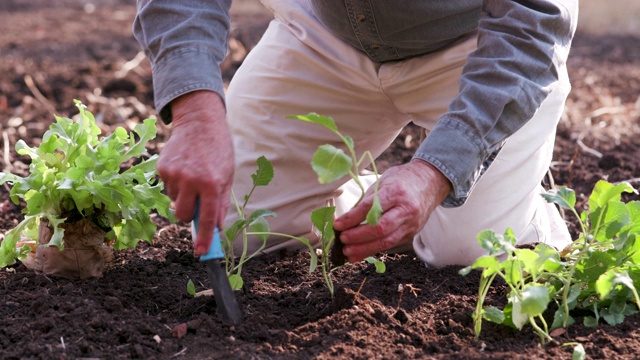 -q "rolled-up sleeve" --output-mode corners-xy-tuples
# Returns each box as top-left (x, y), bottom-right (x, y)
(413, 0), (578, 207)
(133, 0), (232, 123)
